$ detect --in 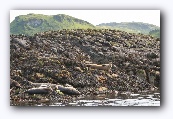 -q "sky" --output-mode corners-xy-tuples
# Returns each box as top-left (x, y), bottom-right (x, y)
(10, 10), (160, 27)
